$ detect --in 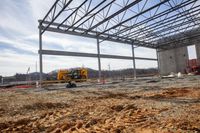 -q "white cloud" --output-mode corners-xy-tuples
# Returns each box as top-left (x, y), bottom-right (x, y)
(0, 0), (158, 76)
(0, 36), (38, 53)
(0, 0), (35, 36)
